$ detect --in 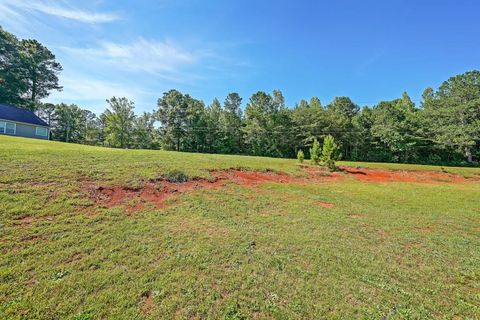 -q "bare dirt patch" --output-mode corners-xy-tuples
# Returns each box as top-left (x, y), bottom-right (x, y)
(88, 177), (226, 212)
(86, 169), (337, 213)
(85, 167), (474, 213)
(341, 167), (476, 183)
(318, 201), (335, 208)
(139, 291), (154, 315)
(212, 169), (324, 186)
